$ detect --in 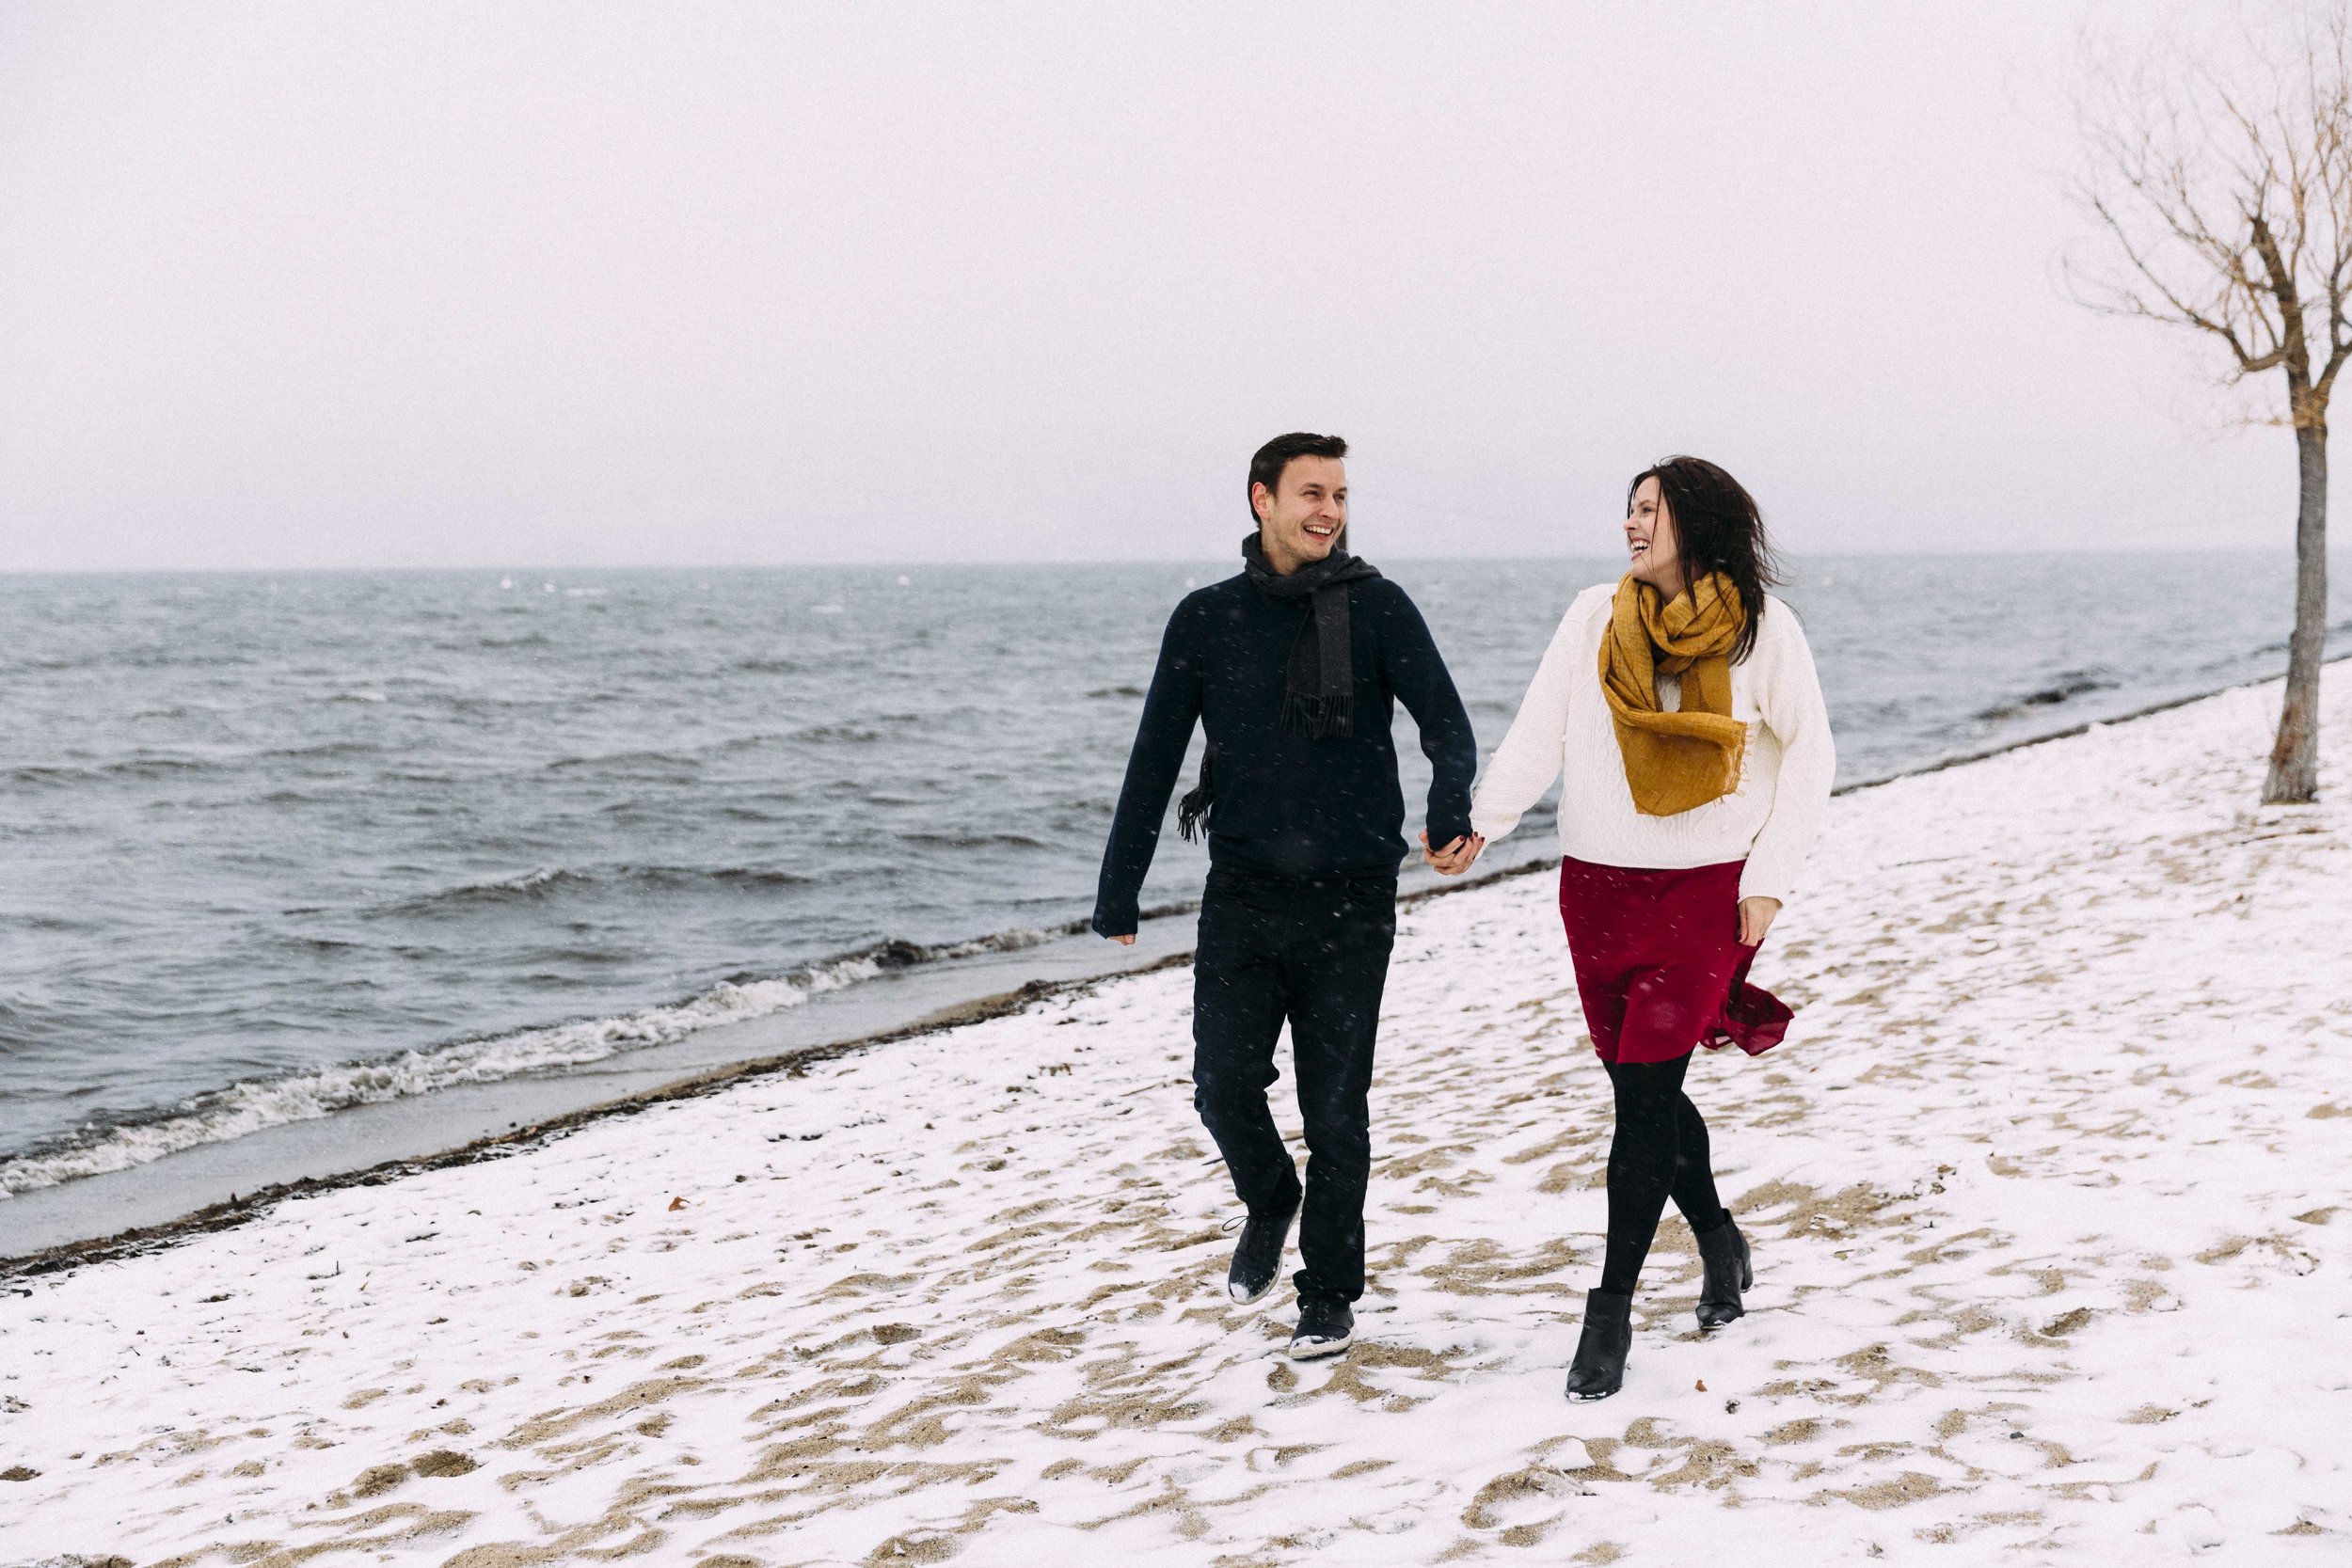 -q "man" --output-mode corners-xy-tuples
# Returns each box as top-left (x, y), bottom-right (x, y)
(1093, 432), (1484, 1360)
